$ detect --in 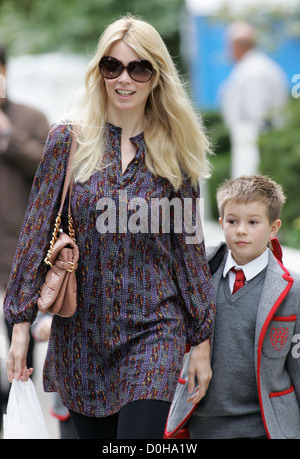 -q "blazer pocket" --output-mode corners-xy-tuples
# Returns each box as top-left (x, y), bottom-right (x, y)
(262, 315), (296, 359)
(269, 386), (300, 438)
